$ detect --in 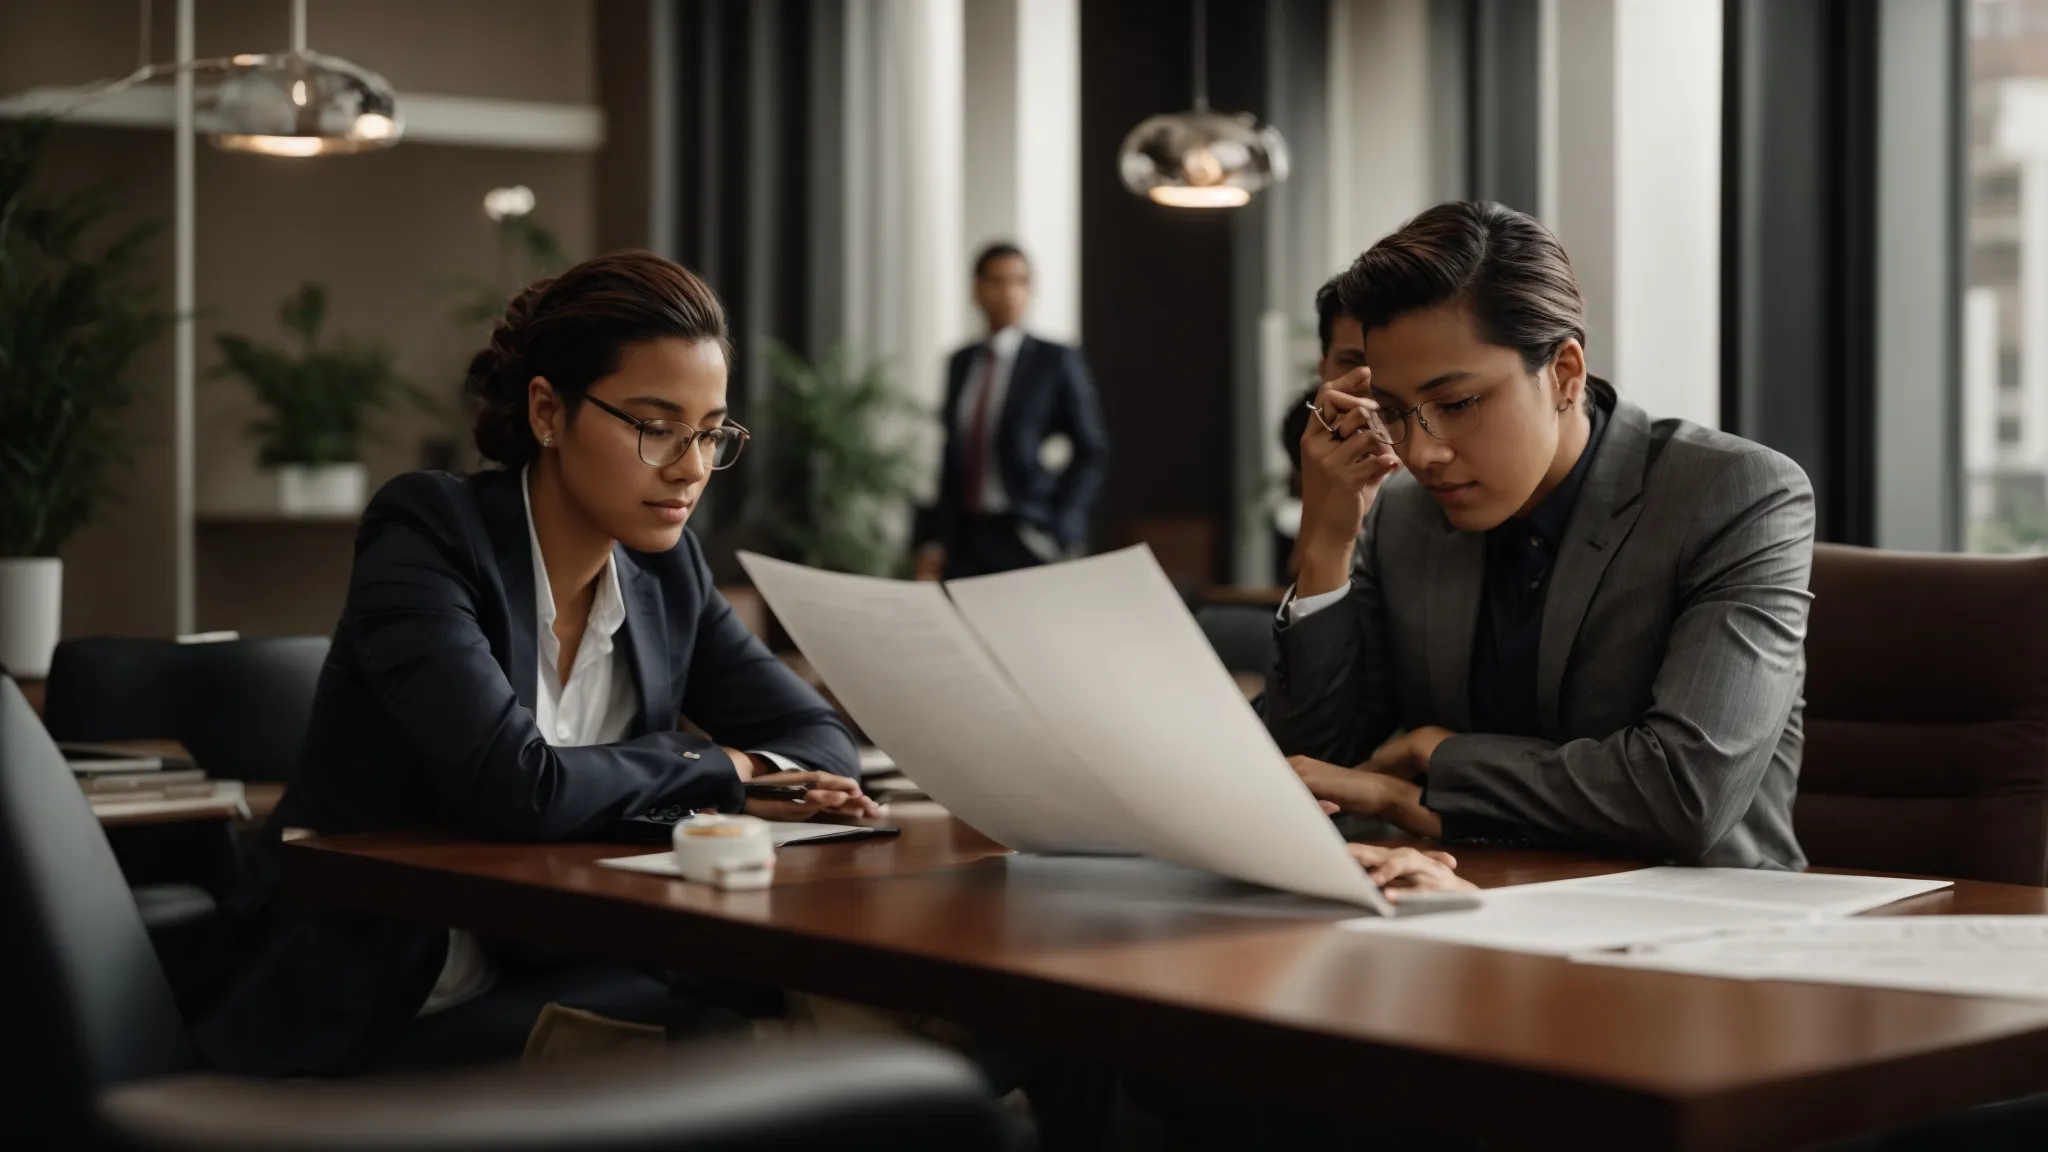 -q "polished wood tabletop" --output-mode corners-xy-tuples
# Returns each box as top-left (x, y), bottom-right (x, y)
(285, 808), (2048, 1152)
